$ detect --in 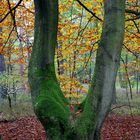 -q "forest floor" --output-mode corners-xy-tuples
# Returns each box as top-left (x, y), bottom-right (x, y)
(0, 113), (140, 140)
(0, 90), (140, 140)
